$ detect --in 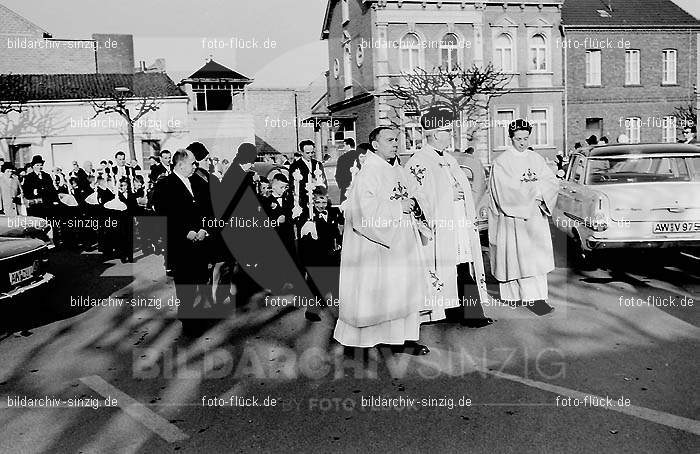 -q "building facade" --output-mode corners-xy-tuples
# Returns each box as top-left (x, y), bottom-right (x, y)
(322, 0), (565, 162)
(0, 73), (189, 171)
(562, 0), (699, 148)
(247, 86), (319, 158)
